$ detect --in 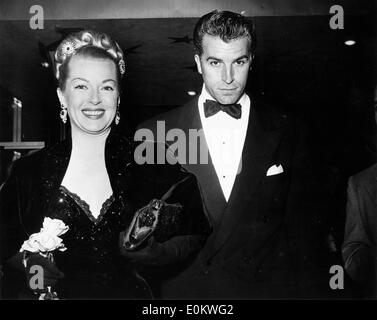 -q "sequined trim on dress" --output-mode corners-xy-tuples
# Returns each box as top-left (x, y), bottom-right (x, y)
(59, 185), (115, 225)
